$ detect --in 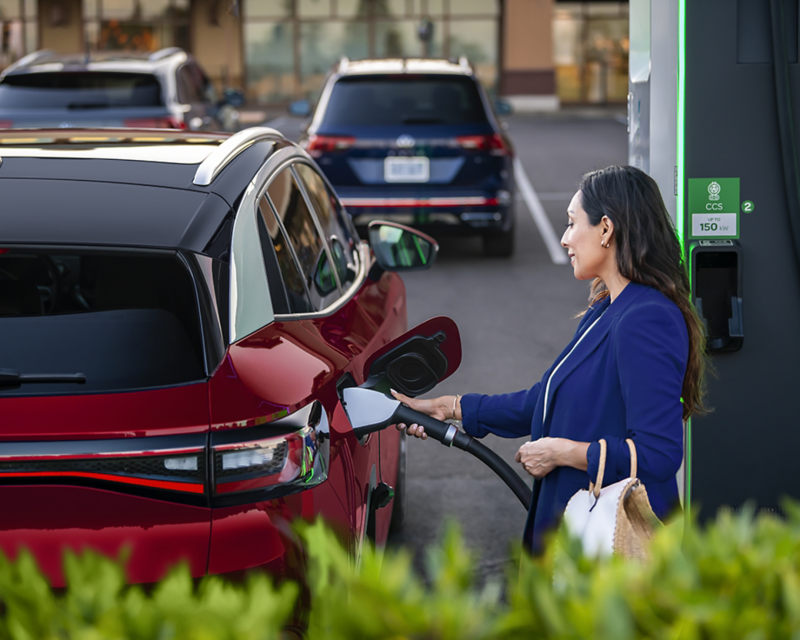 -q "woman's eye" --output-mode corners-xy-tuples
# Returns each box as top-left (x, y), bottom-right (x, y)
(565, 222), (573, 228)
